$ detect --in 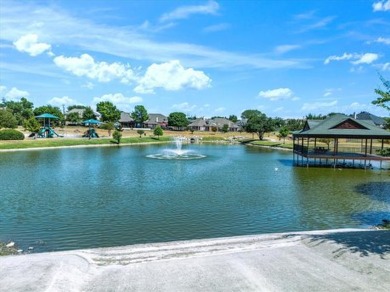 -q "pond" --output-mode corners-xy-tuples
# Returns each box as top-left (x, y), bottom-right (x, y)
(0, 143), (389, 252)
